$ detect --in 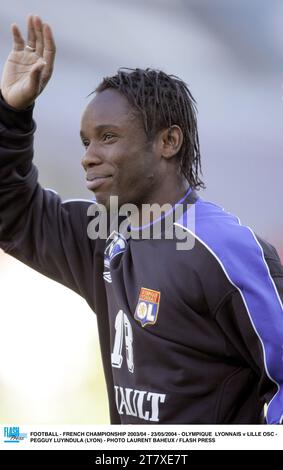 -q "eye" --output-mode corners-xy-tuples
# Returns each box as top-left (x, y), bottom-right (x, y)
(102, 133), (116, 142)
(81, 138), (90, 148)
